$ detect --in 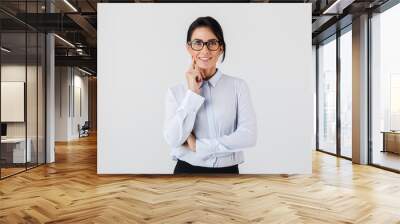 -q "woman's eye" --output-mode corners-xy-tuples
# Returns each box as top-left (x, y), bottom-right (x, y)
(209, 41), (218, 46)
(193, 41), (203, 46)
(209, 40), (219, 46)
